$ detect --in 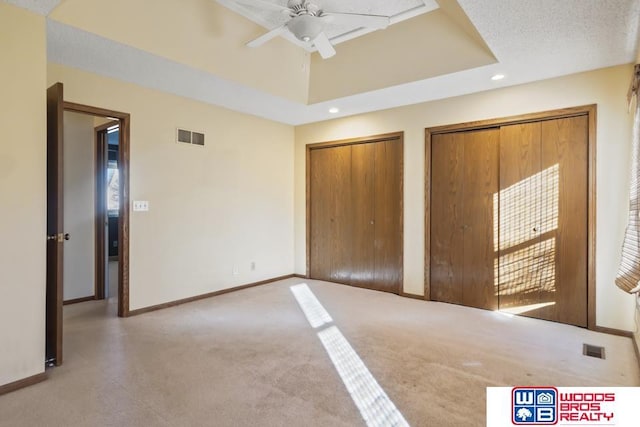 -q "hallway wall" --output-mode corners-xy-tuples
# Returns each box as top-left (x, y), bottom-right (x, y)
(0, 3), (47, 386)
